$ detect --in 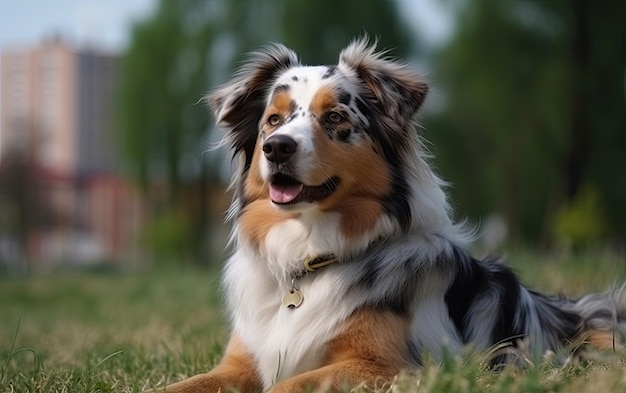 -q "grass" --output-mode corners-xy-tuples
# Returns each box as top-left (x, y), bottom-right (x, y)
(1, 250), (625, 392)
(0, 266), (227, 392)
